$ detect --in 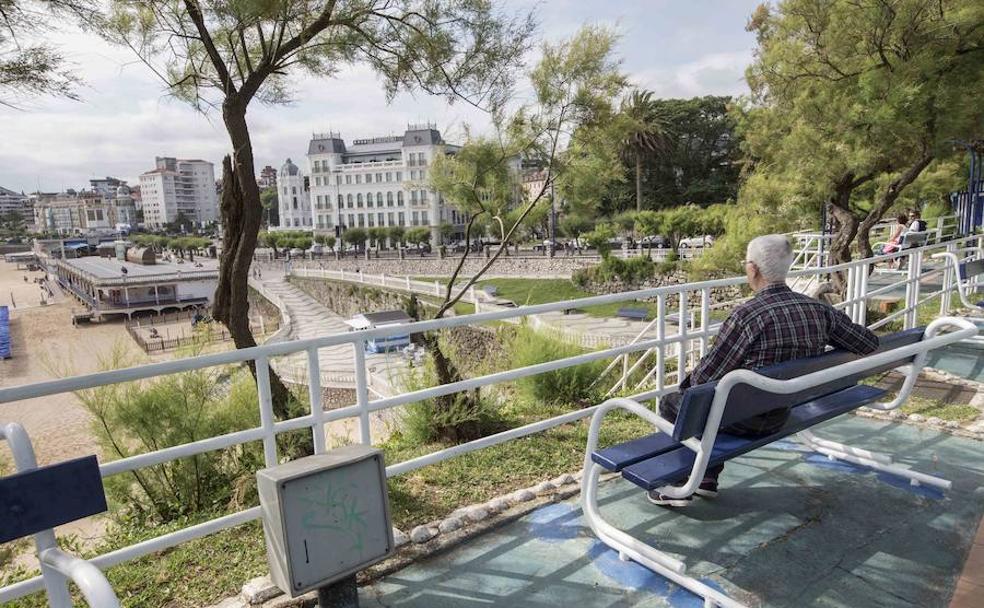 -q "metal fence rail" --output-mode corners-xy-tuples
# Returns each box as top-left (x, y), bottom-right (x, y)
(1, 231), (981, 603)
